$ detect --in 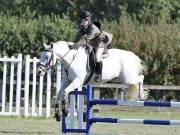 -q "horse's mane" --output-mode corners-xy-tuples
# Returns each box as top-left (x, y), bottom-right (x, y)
(54, 41), (70, 45)
(53, 41), (89, 55)
(67, 41), (74, 46)
(54, 41), (75, 48)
